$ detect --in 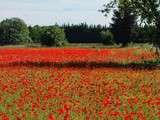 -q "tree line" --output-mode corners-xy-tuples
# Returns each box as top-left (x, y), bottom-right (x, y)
(0, 17), (157, 47)
(29, 22), (157, 45)
(62, 23), (108, 43)
(0, 18), (67, 47)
